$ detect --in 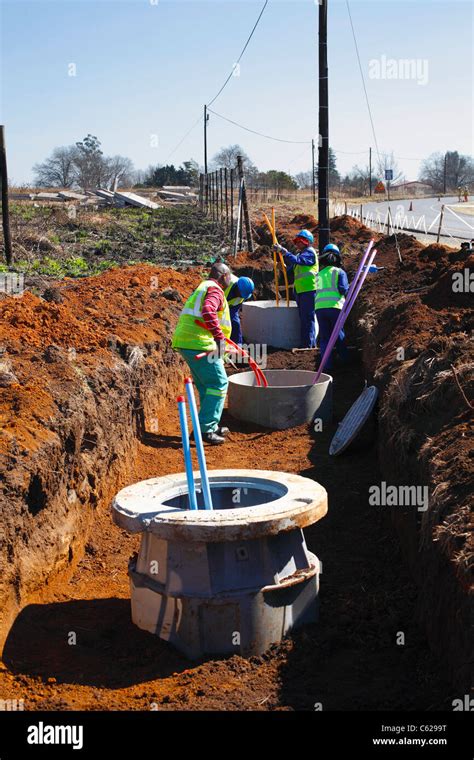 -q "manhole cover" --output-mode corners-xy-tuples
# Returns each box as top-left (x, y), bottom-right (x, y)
(329, 385), (379, 456)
